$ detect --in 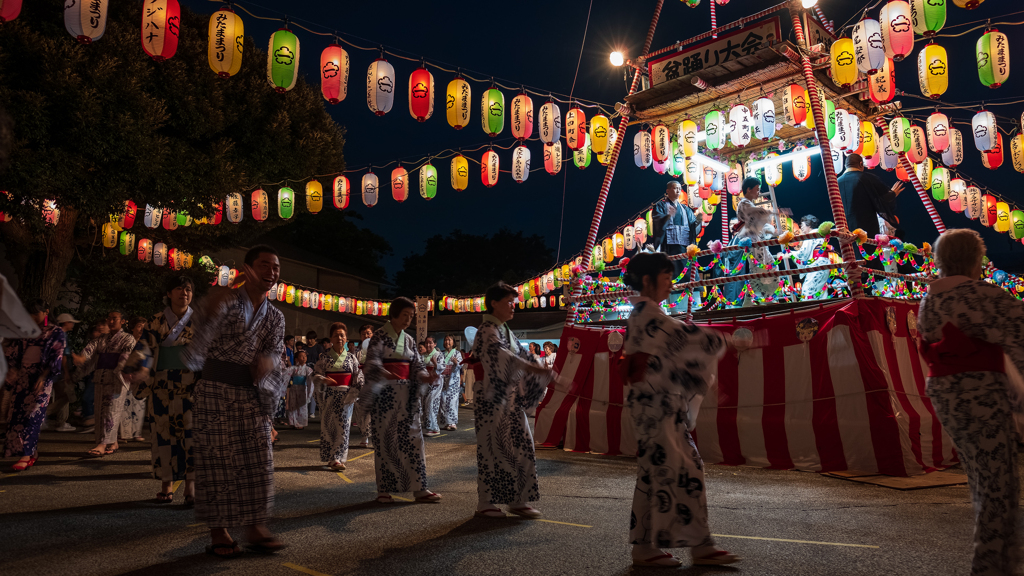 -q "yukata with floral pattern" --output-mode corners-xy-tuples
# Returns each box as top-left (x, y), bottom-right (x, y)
(623, 297), (727, 550)
(795, 235), (830, 300)
(359, 323), (430, 494)
(136, 309), (197, 483)
(284, 363), (314, 428)
(438, 346), (463, 428)
(120, 338), (150, 441)
(313, 349), (364, 464)
(734, 197), (777, 303)
(80, 330), (136, 446)
(470, 315), (553, 506)
(3, 325), (65, 457)
(421, 347), (447, 432)
(918, 277), (1024, 576)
